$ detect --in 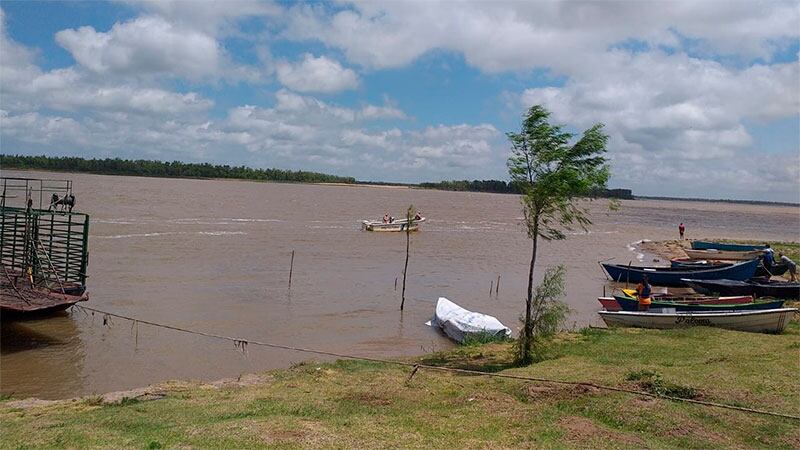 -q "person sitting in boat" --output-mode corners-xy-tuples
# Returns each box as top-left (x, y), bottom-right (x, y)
(636, 275), (652, 311)
(778, 253), (797, 282)
(414, 211), (422, 221)
(389, 216), (395, 223)
(383, 213), (390, 224)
